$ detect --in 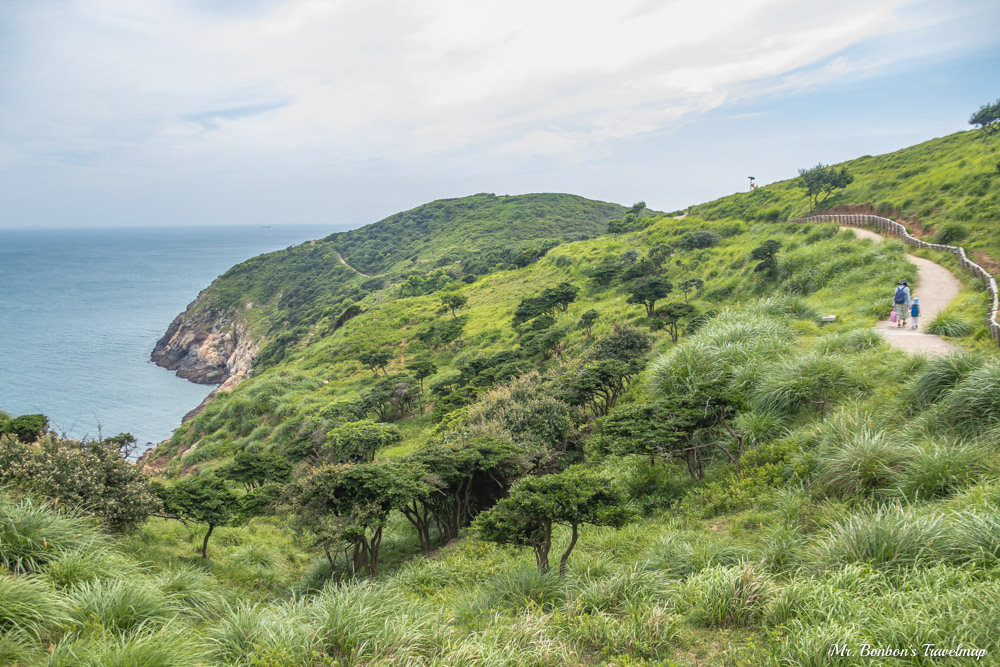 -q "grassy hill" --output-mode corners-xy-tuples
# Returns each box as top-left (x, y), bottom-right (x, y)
(5, 128), (1000, 665)
(695, 129), (1000, 265)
